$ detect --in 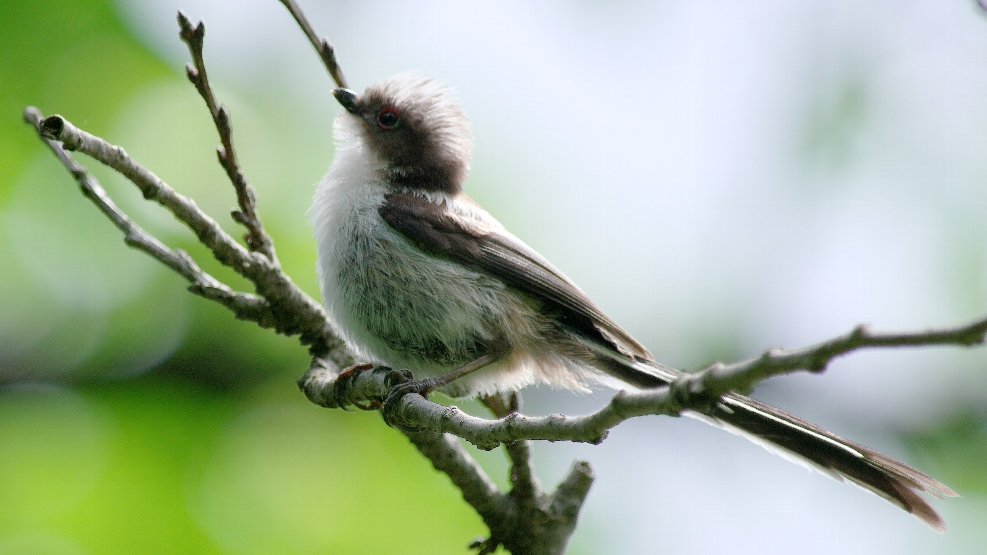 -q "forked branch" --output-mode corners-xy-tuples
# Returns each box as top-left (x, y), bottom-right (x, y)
(25, 108), (339, 358)
(23, 2), (987, 554)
